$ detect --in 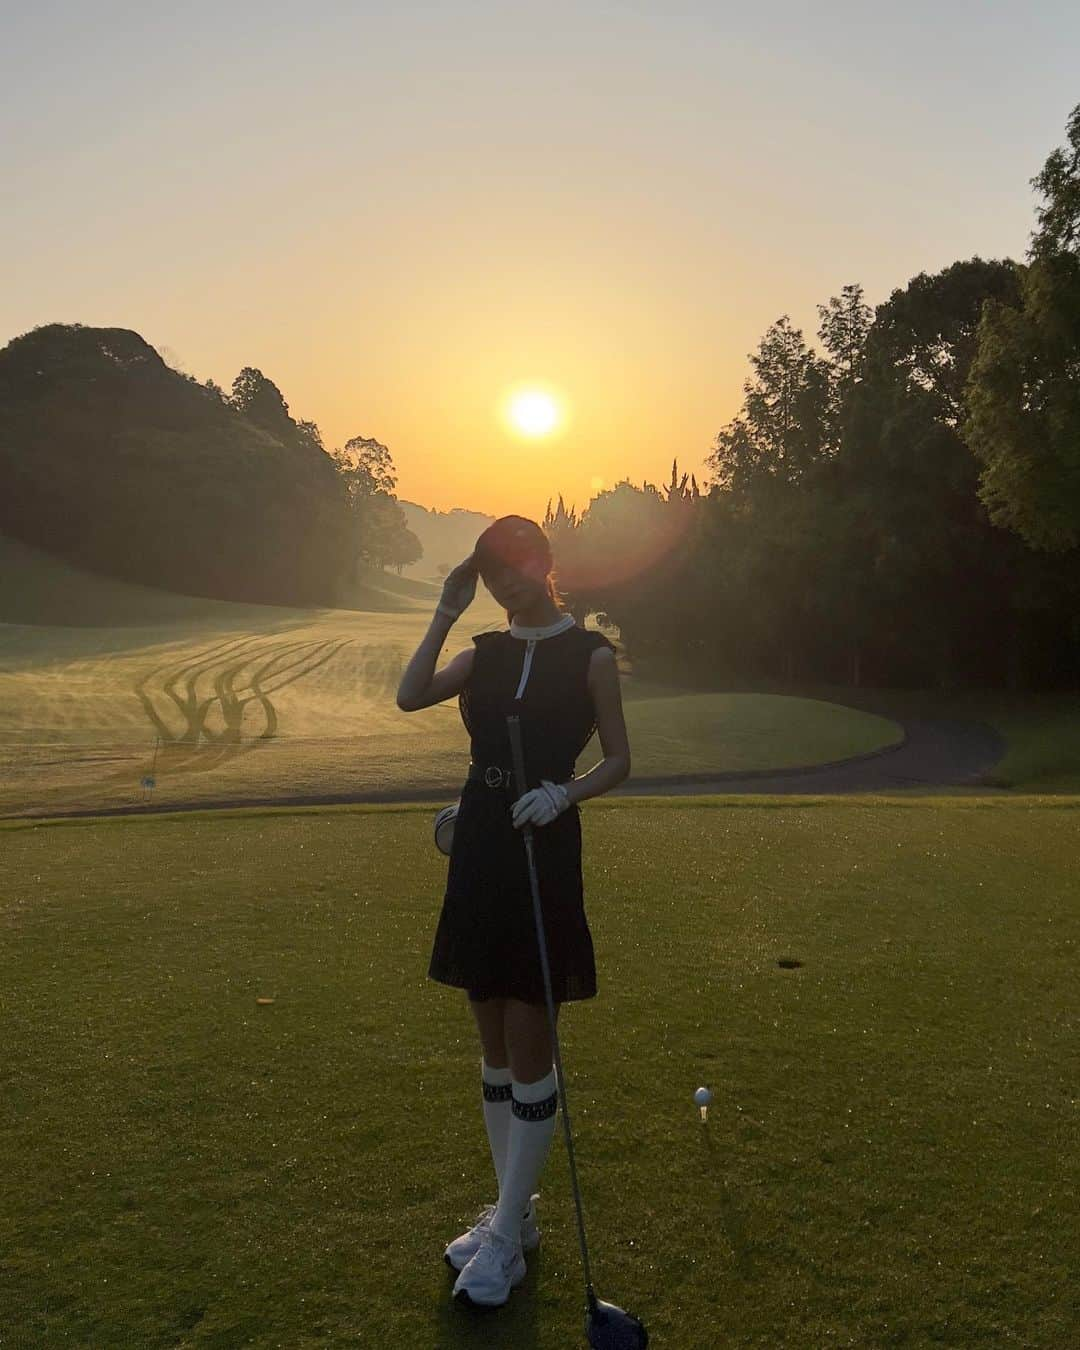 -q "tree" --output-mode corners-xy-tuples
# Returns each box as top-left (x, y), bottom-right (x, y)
(966, 104), (1080, 554)
(229, 367), (294, 442)
(842, 259), (1031, 687)
(0, 325), (352, 607)
(294, 418), (325, 455)
(558, 467), (710, 681)
(818, 283), (873, 381)
(336, 434), (397, 495)
(330, 434), (419, 574)
(817, 282), (873, 453)
(1030, 102), (1080, 259)
(709, 317), (831, 494)
(870, 258), (1019, 427)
